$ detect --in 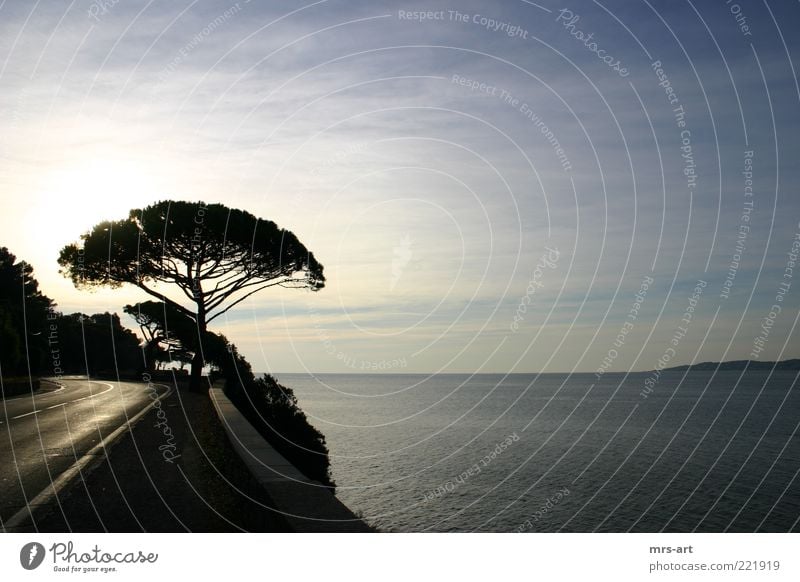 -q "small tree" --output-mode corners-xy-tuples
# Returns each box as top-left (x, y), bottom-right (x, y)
(59, 201), (325, 390)
(124, 300), (196, 373)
